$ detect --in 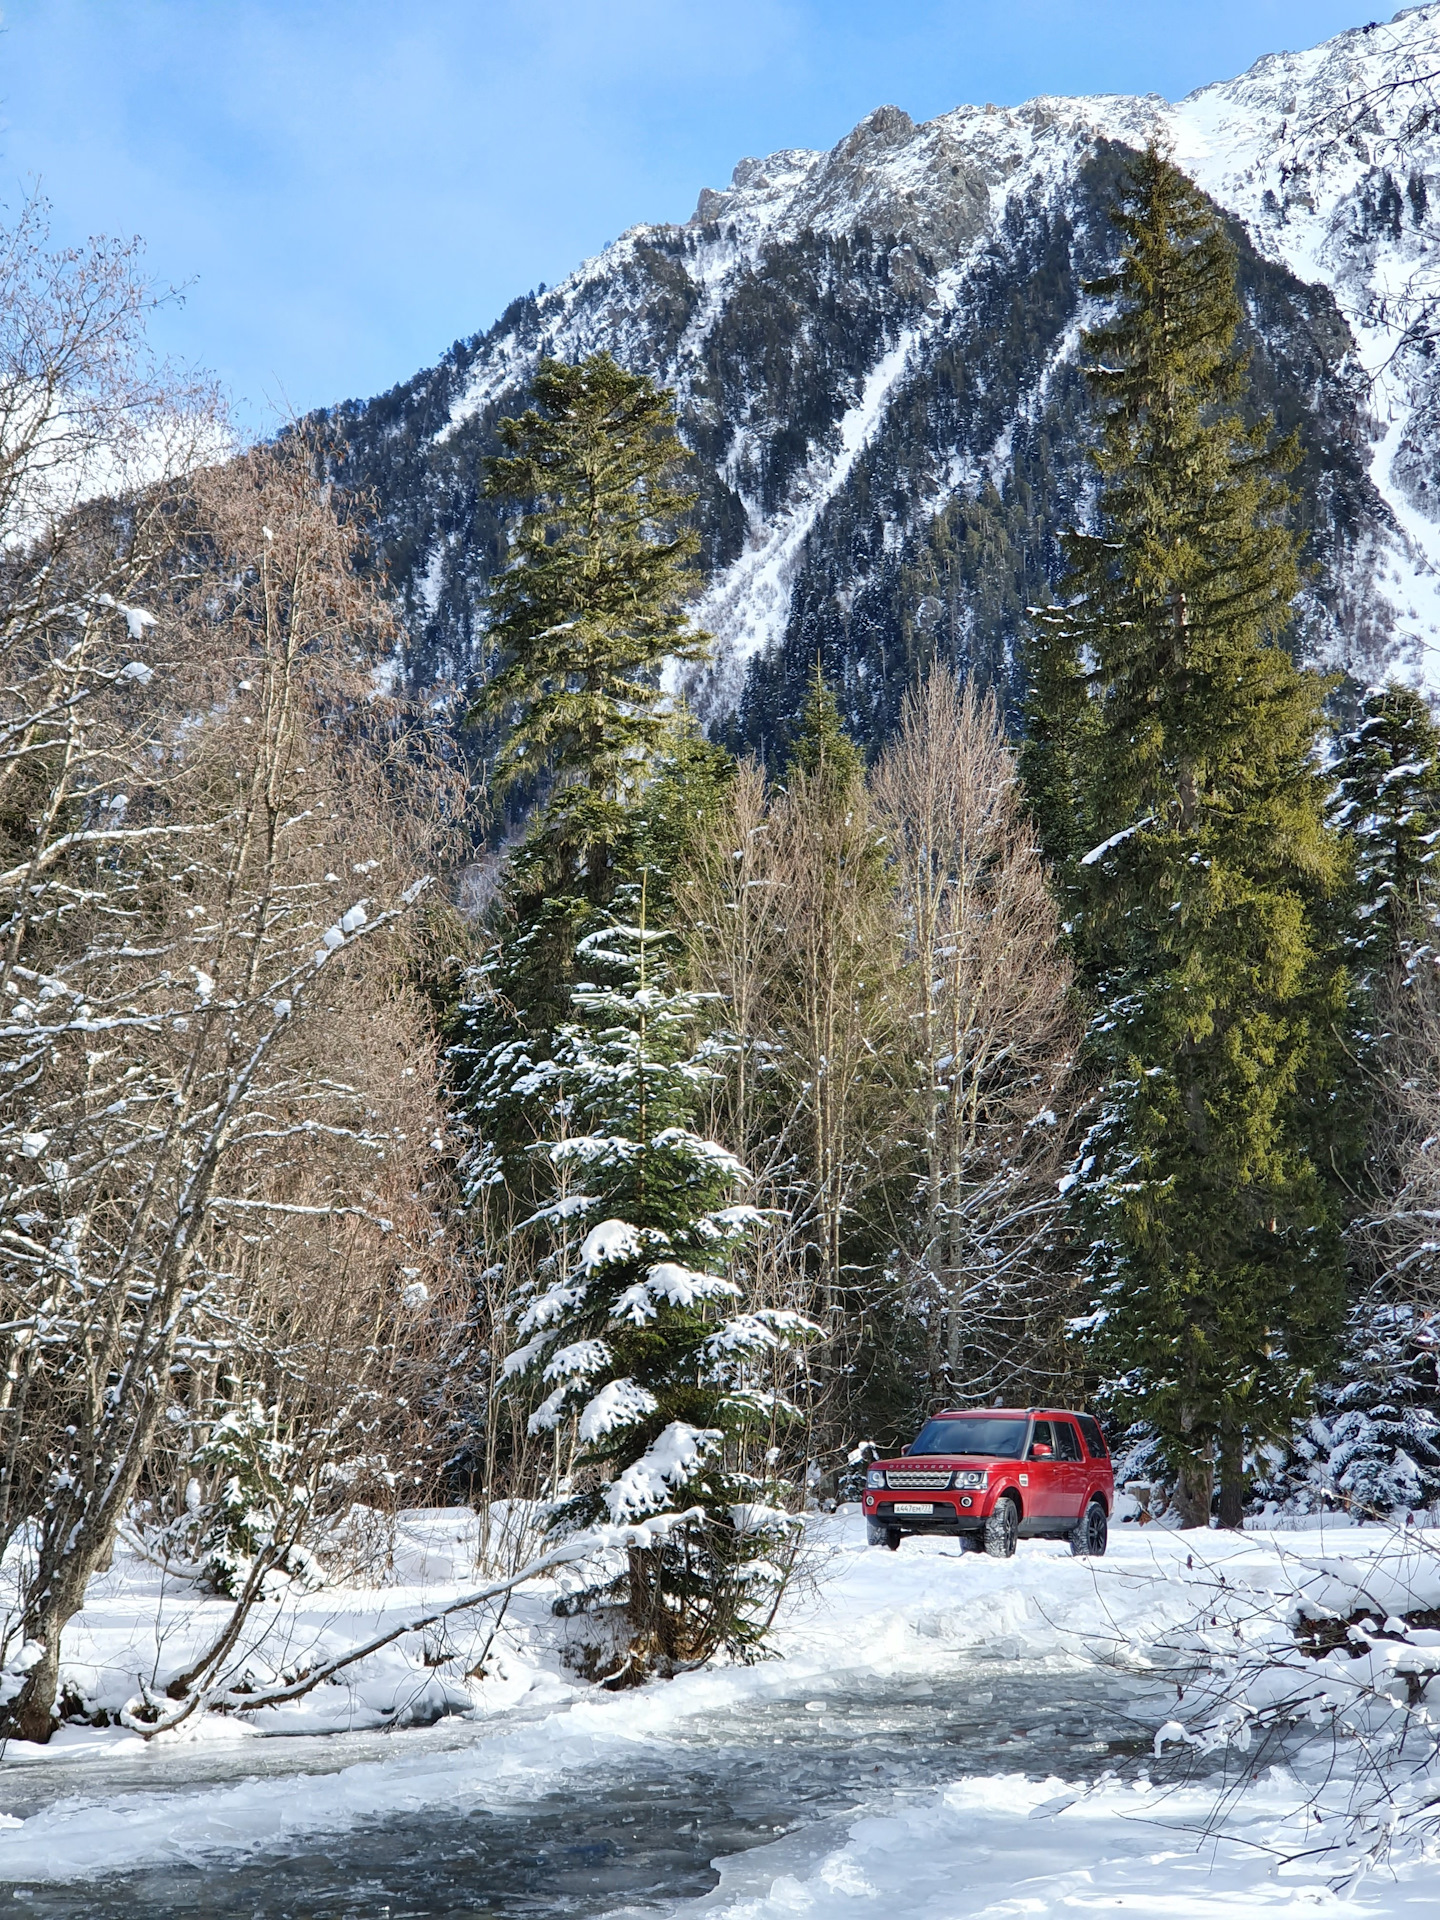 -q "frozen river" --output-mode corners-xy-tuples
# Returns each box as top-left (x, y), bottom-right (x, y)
(2, 1519), (1421, 1917)
(0, 1658), (1174, 1919)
